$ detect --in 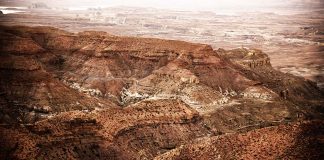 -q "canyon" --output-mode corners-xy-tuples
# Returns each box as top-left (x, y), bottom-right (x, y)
(0, 5), (323, 88)
(0, 25), (323, 159)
